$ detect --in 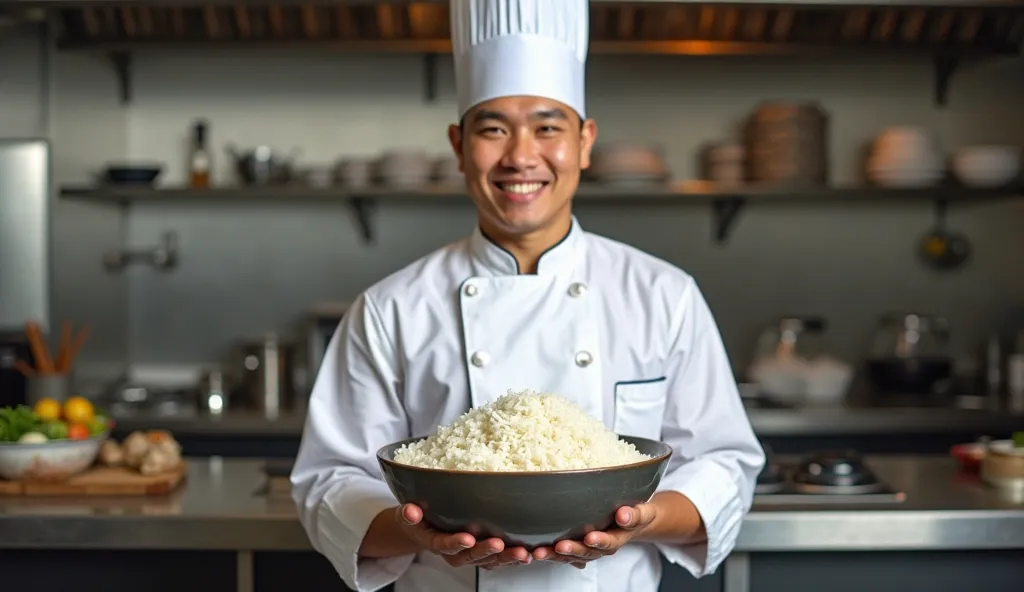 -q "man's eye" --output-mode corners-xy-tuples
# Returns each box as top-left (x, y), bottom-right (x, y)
(479, 127), (504, 136)
(538, 126), (561, 134)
